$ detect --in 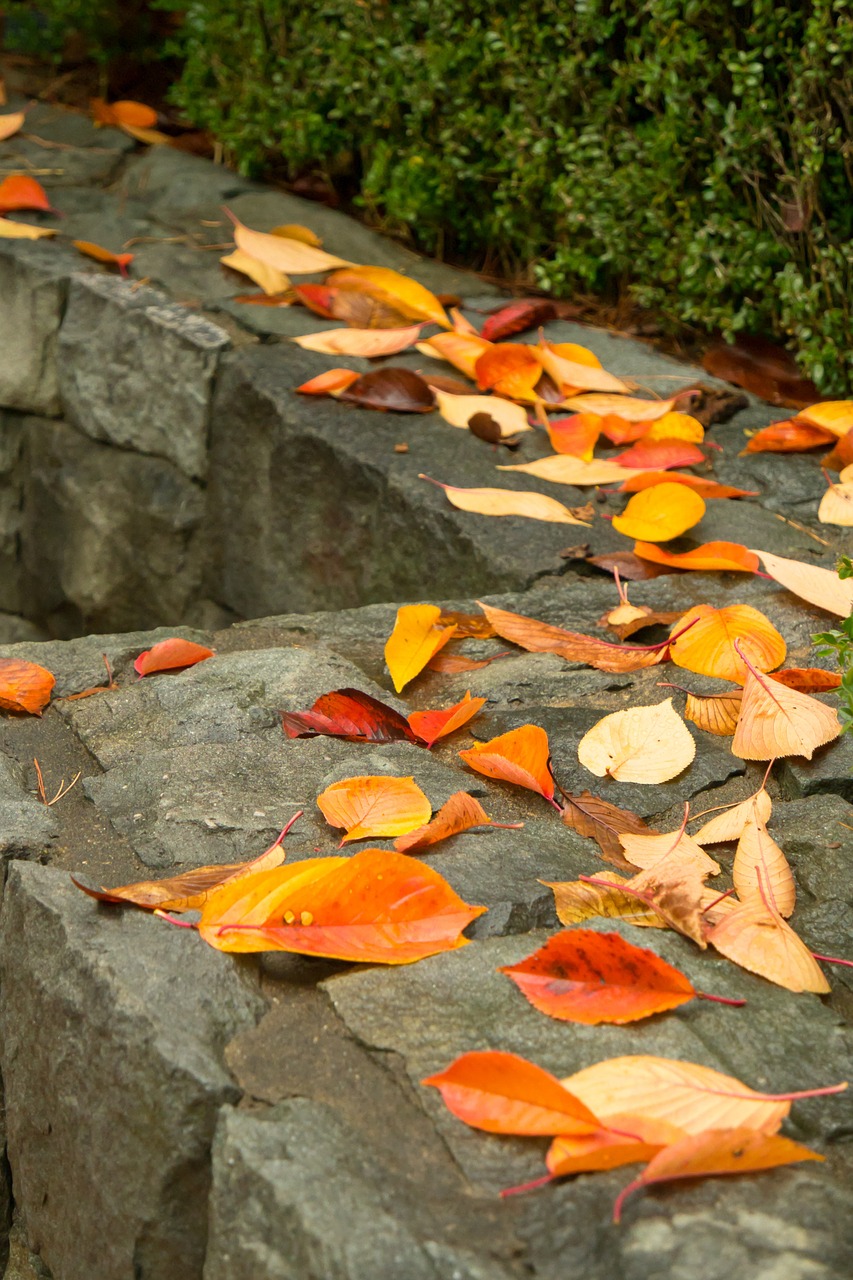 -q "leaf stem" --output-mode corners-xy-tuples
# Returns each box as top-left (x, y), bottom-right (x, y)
(694, 991), (747, 1007)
